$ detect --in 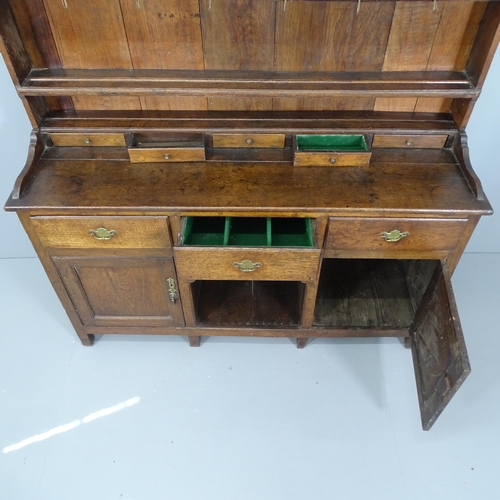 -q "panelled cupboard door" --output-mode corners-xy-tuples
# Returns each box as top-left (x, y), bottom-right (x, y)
(409, 262), (470, 431)
(53, 256), (184, 328)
